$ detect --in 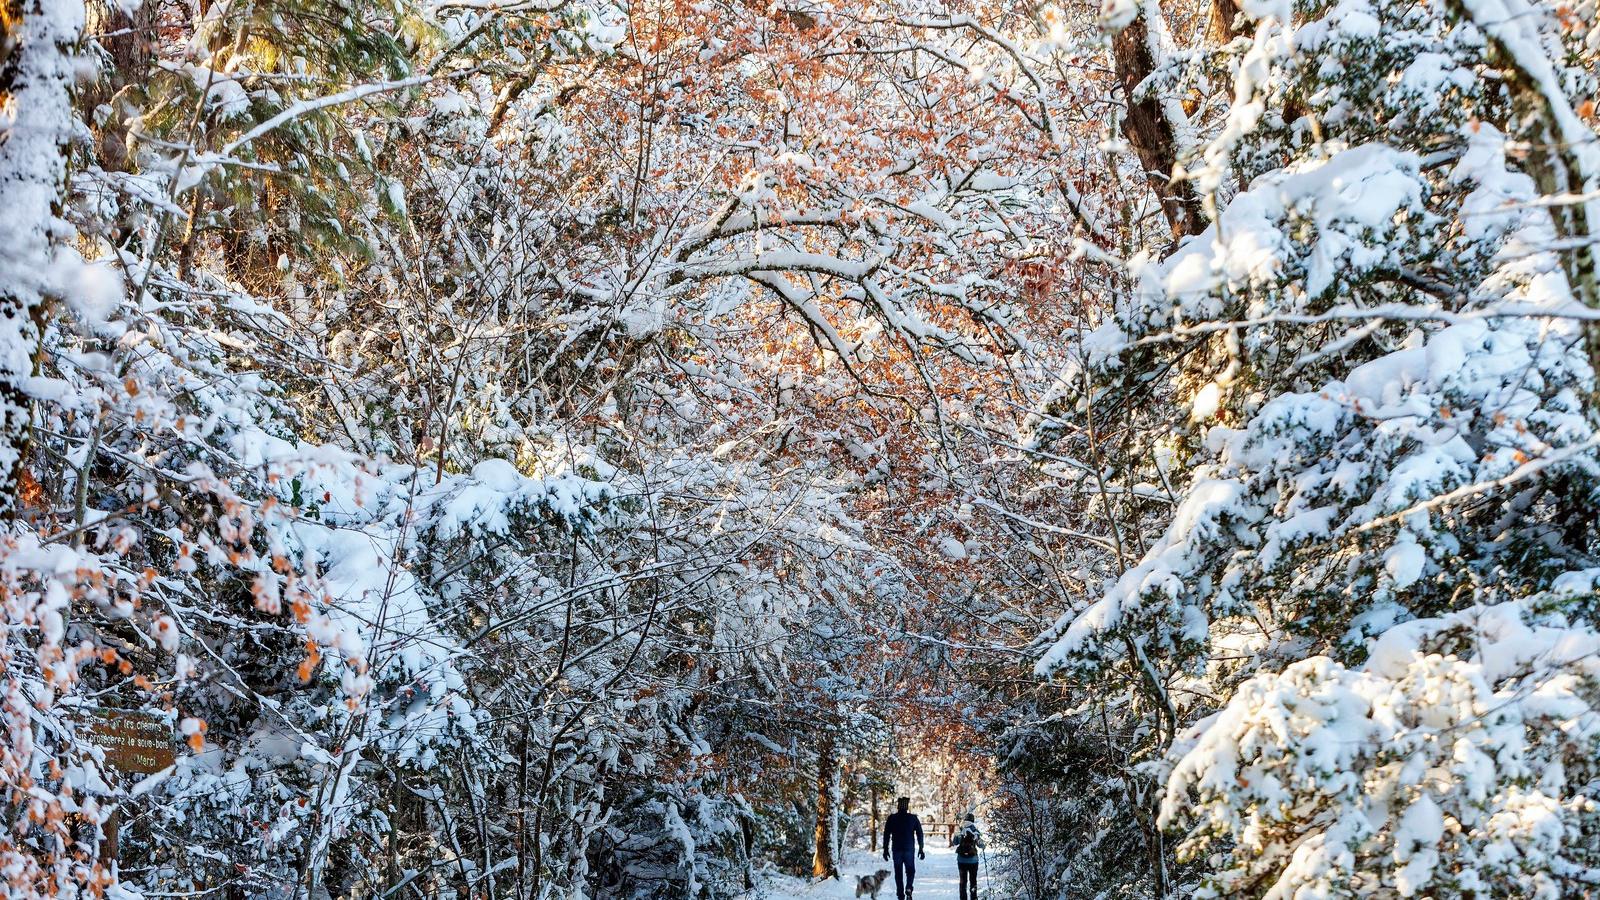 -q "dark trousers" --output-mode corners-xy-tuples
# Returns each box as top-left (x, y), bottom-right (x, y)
(891, 849), (916, 898)
(959, 861), (979, 900)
